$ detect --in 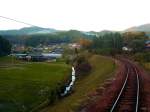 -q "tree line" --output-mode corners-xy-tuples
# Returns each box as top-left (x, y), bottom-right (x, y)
(123, 31), (148, 52)
(0, 35), (11, 56)
(89, 32), (124, 55)
(79, 31), (149, 55)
